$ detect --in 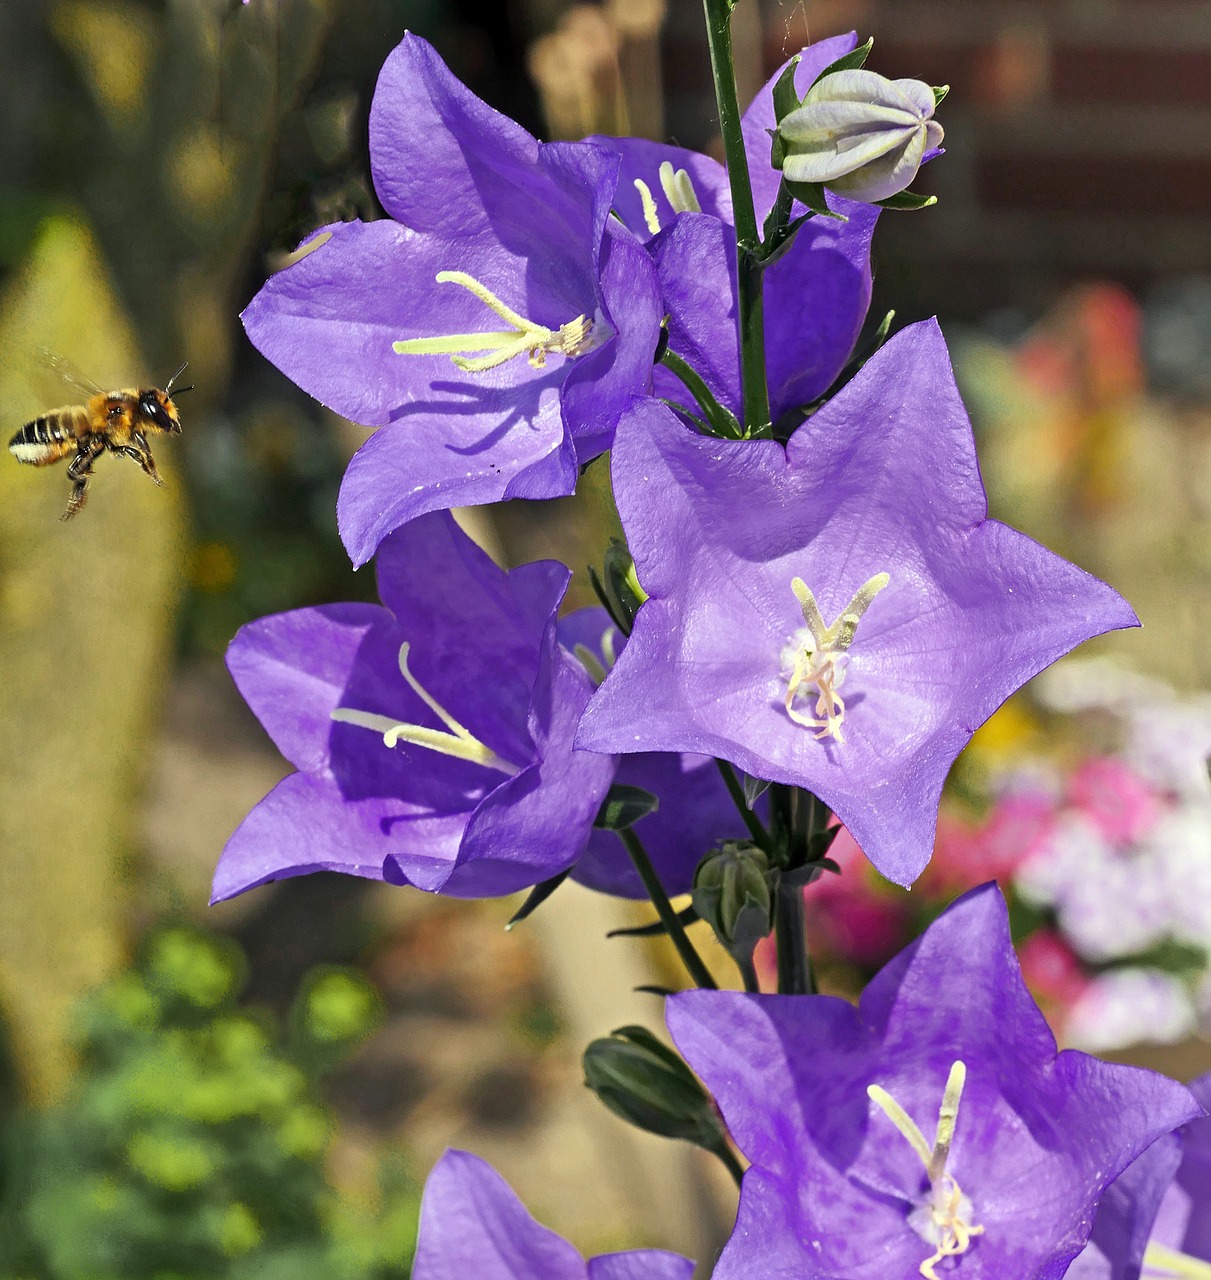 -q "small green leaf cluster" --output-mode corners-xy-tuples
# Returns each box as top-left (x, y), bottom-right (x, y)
(0, 924), (413, 1280)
